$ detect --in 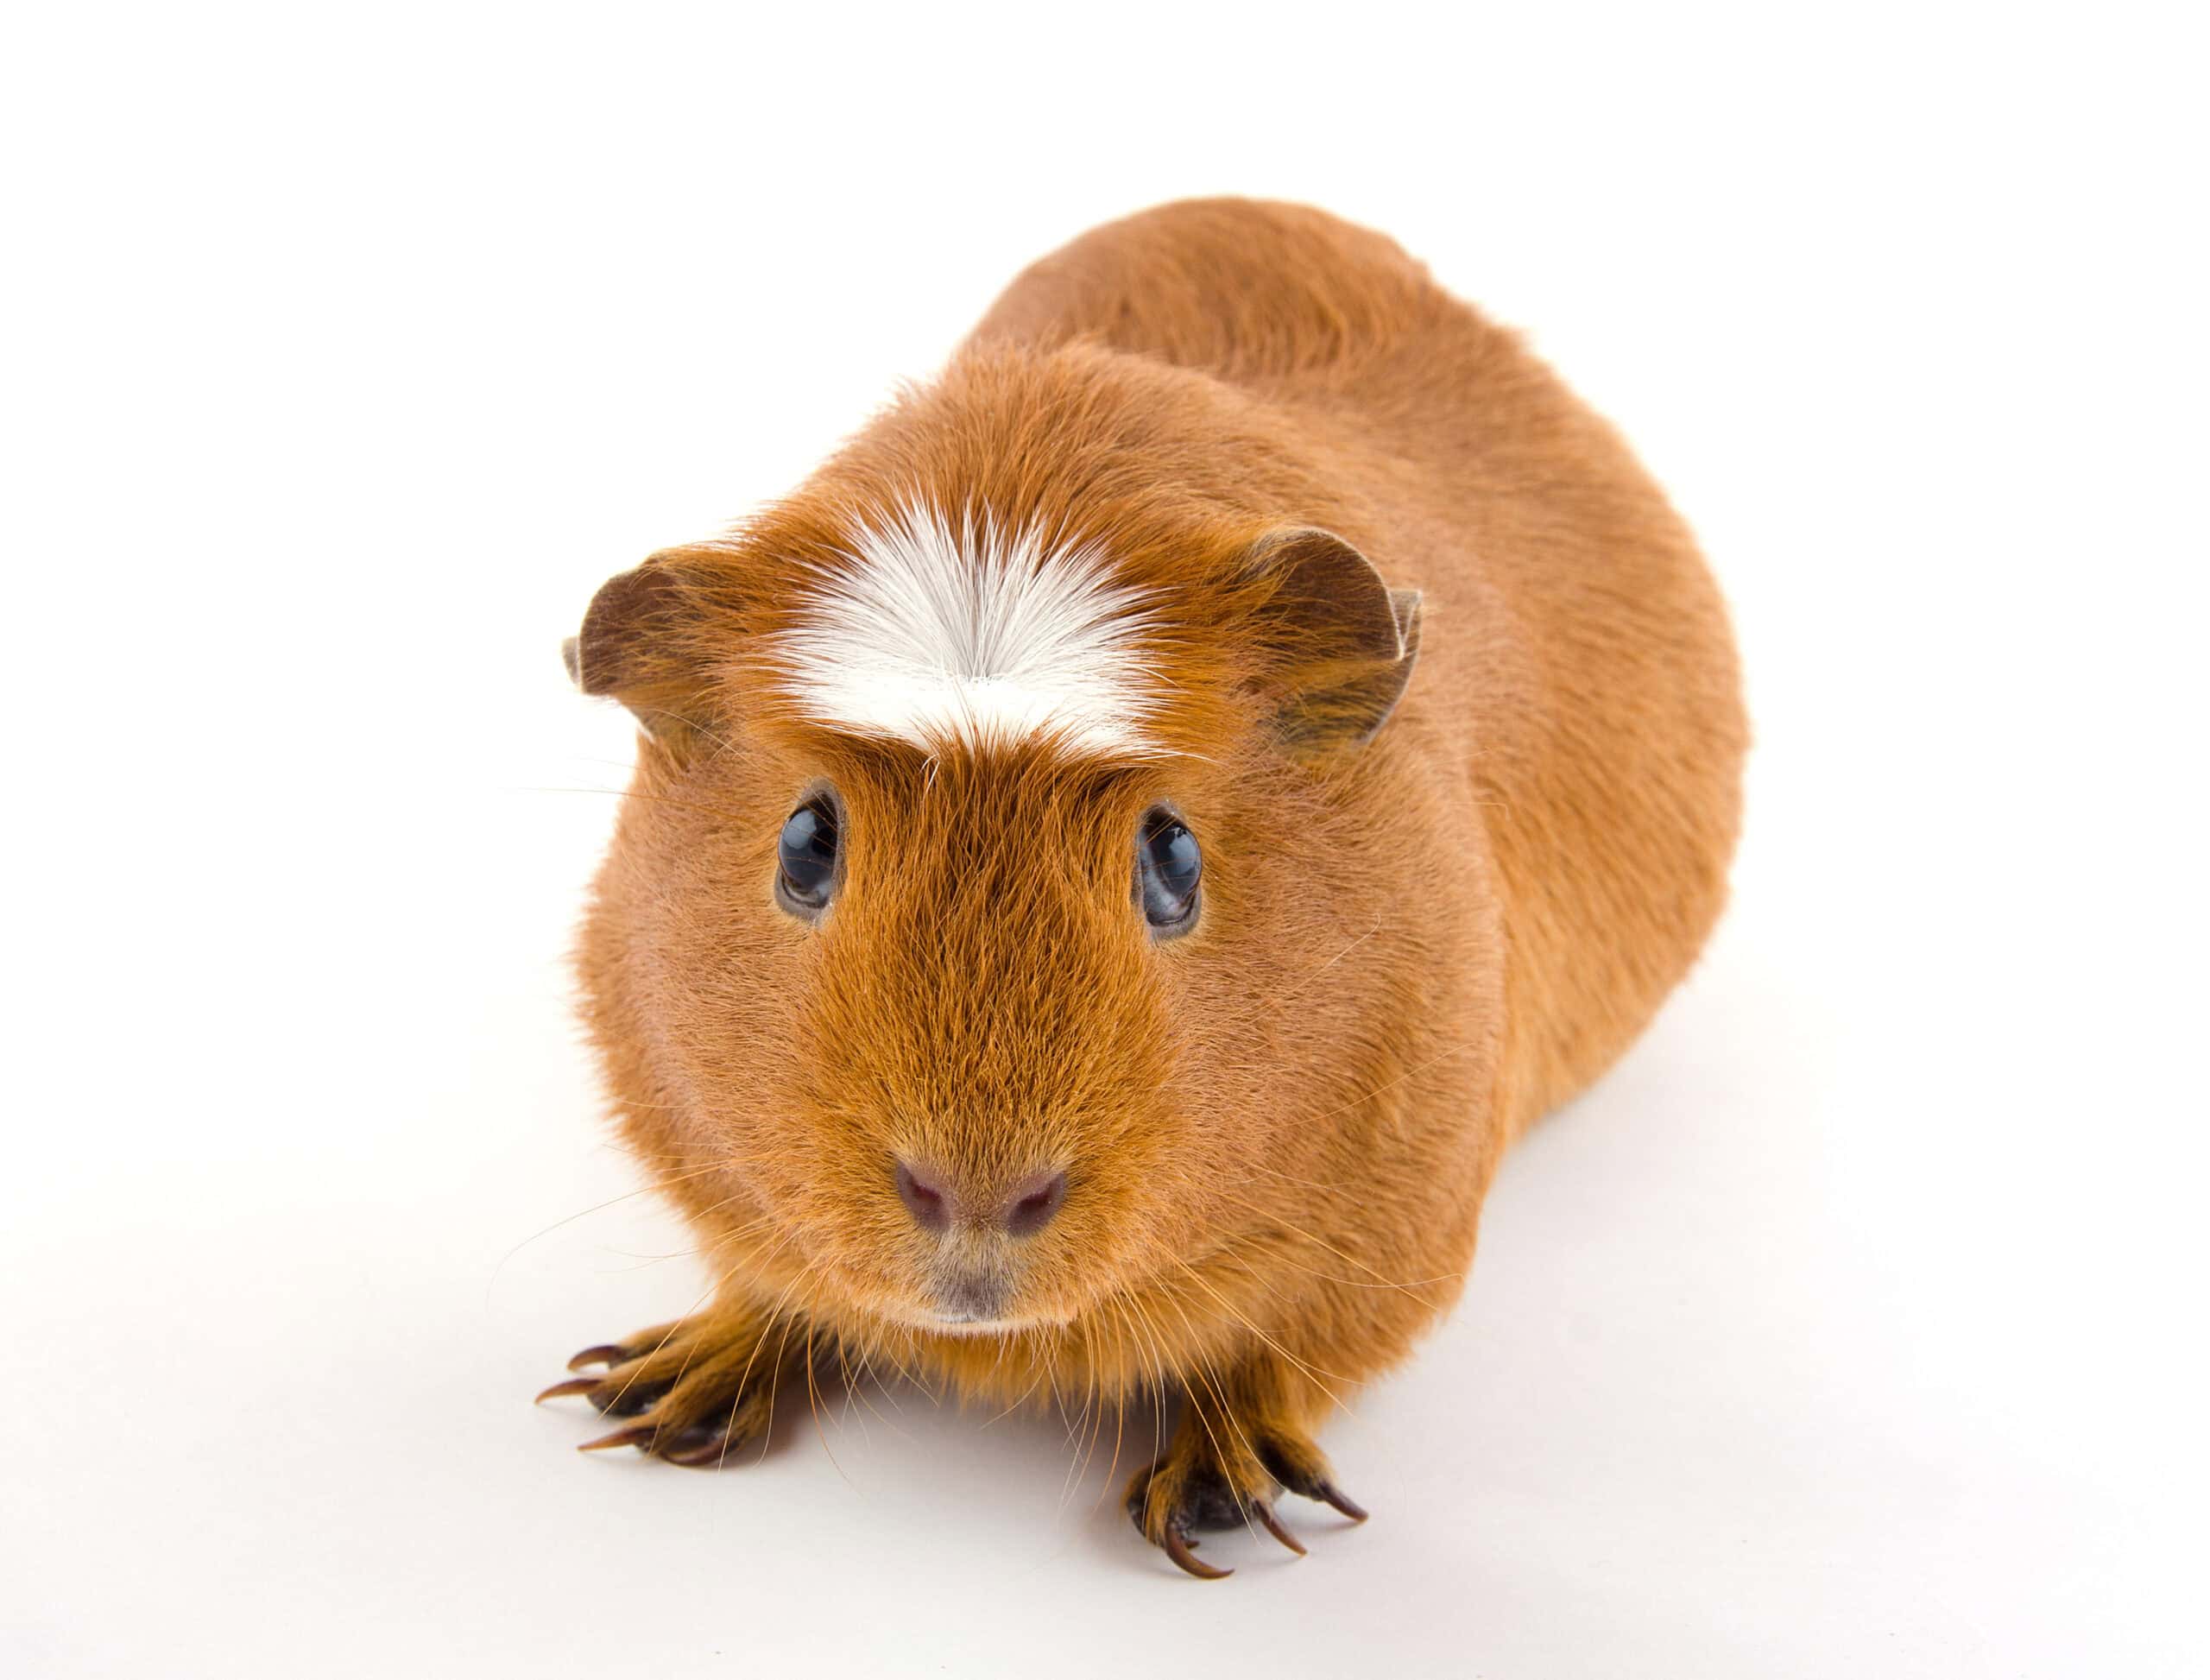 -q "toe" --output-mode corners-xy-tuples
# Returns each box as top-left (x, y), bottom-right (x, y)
(533, 1375), (601, 1405)
(1253, 1500), (1306, 1557)
(1256, 1433), (1367, 1522)
(656, 1421), (751, 1468)
(1162, 1526), (1231, 1580)
(590, 1373), (674, 1417)
(576, 1422), (658, 1454)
